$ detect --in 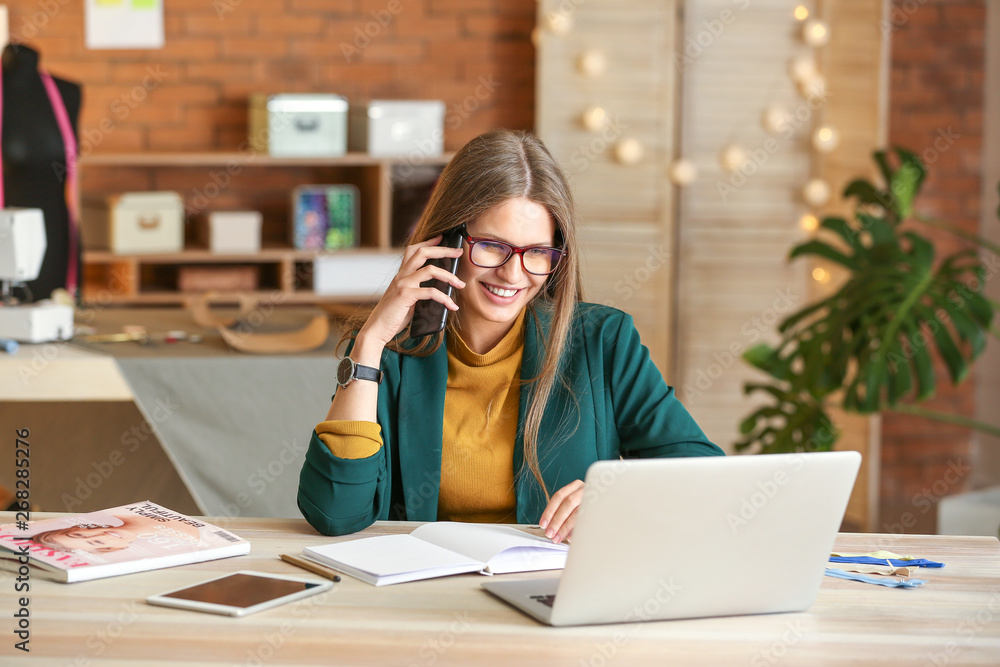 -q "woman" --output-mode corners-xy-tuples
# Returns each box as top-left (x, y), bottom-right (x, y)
(25, 513), (201, 554)
(298, 129), (722, 541)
